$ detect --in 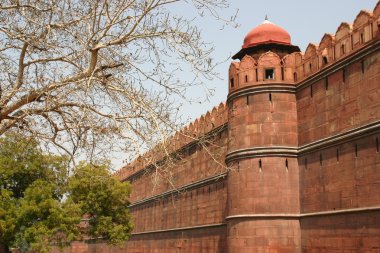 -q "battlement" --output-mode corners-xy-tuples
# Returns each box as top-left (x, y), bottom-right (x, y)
(228, 51), (300, 92)
(114, 102), (228, 181)
(228, 4), (380, 90)
(296, 5), (380, 81)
